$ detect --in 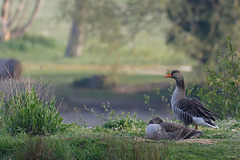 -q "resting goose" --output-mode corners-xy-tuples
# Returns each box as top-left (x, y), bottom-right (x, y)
(146, 117), (203, 140)
(165, 70), (219, 130)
